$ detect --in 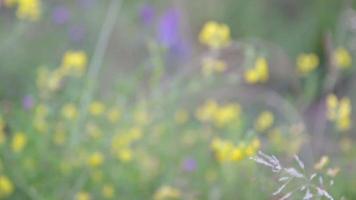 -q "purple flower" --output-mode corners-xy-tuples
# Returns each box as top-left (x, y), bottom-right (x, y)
(68, 25), (86, 43)
(139, 4), (155, 26)
(157, 8), (181, 49)
(22, 95), (34, 110)
(182, 157), (197, 172)
(52, 6), (70, 25)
